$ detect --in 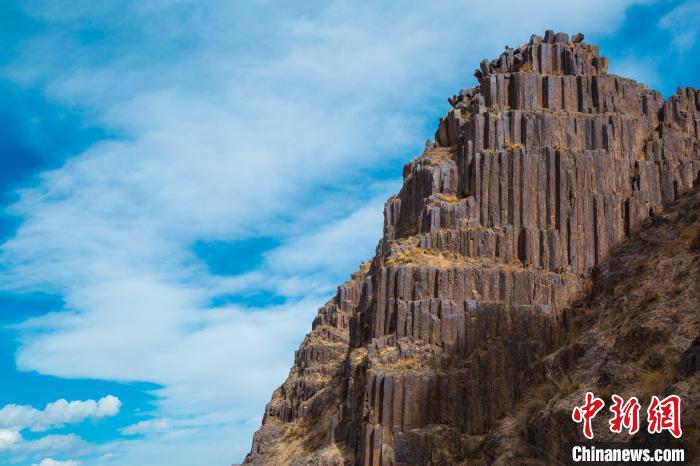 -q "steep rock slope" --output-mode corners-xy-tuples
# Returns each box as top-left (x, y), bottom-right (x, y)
(484, 184), (700, 465)
(243, 31), (700, 465)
